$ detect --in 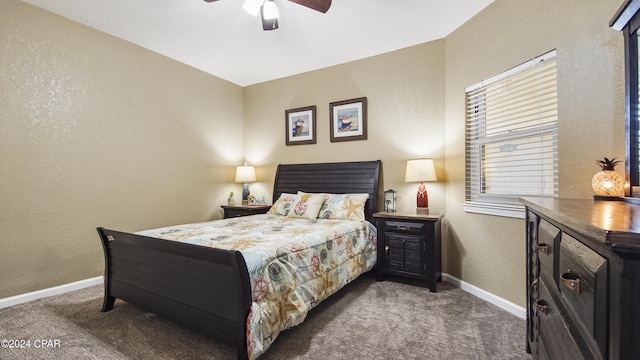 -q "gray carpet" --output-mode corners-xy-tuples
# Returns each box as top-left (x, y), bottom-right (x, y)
(0, 273), (531, 359)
